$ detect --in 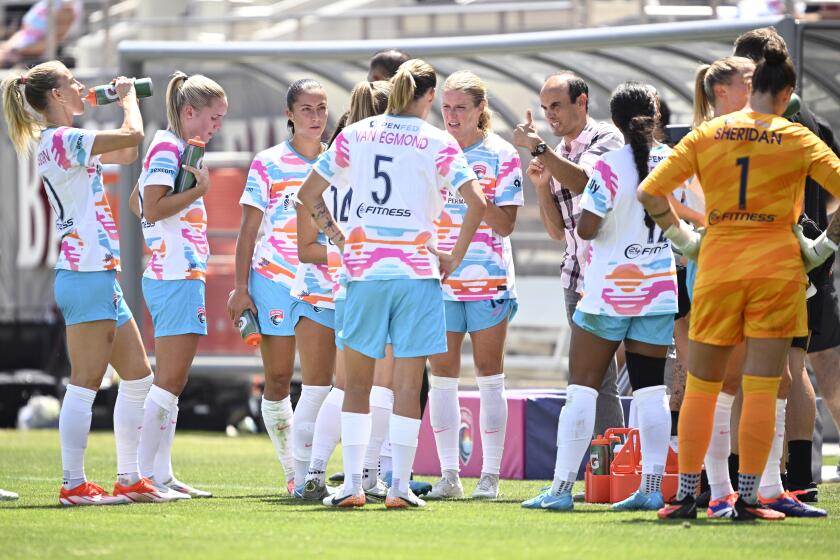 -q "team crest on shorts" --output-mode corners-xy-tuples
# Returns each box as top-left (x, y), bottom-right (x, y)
(459, 406), (474, 466)
(112, 292), (119, 309)
(197, 306), (207, 324)
(269, 309), (284, 326)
